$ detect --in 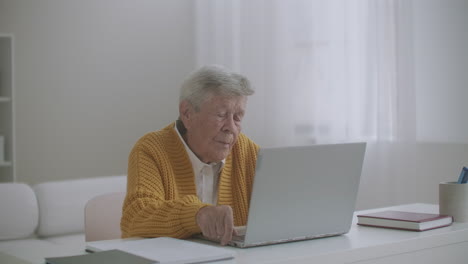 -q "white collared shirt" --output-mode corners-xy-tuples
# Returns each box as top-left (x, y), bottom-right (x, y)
(174, 124), (224, 204)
